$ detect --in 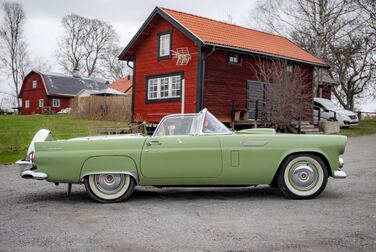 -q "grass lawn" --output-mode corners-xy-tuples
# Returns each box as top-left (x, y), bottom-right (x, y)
(0, 114), (130, 164)
(340, 119), (376, 137)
